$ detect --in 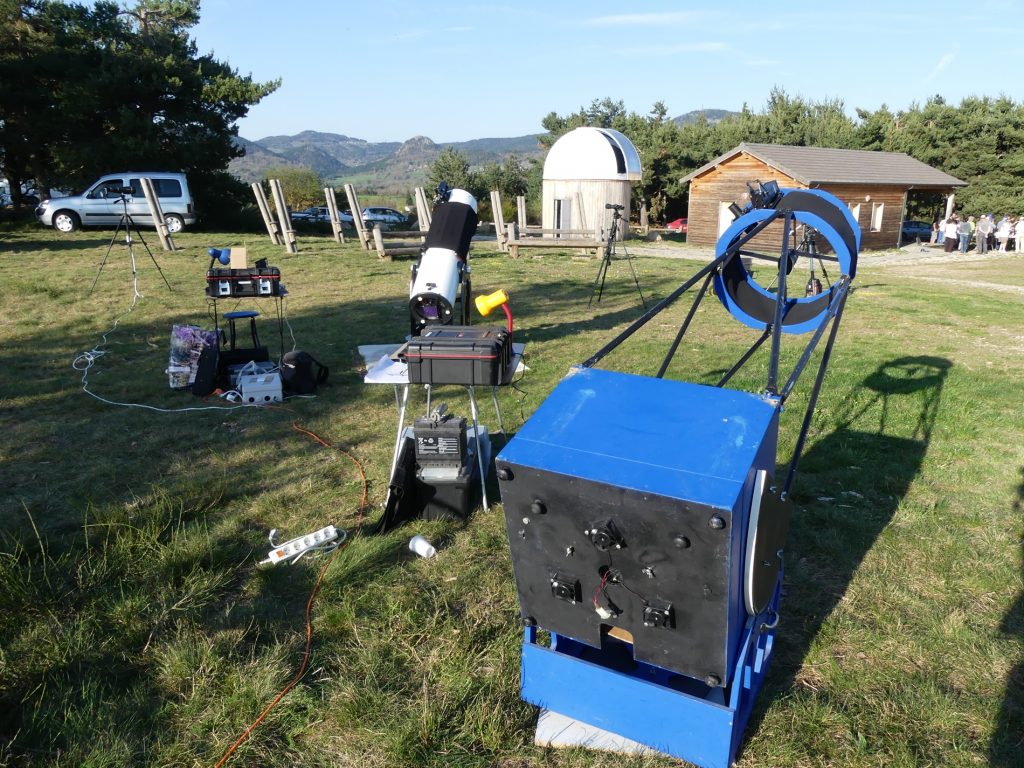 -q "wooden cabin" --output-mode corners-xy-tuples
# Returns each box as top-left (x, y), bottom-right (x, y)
(681, 143), (966, 251)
